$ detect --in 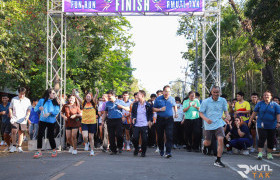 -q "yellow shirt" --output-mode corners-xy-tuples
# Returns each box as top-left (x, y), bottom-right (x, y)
(235, 101), (251, 122)
(82, 102), (97, 124)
